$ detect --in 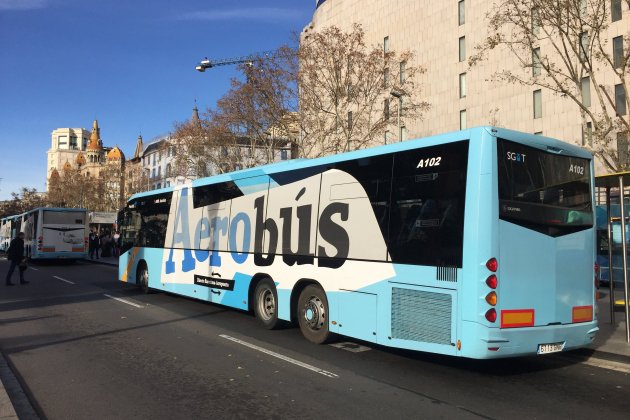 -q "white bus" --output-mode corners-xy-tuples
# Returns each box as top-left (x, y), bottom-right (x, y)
(21, 207), (89, 260)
